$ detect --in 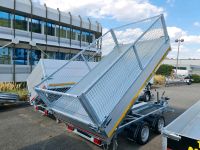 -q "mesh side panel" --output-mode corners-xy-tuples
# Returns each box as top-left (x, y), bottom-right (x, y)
(135, 18), (165, 67)
(85, 47), (141, 123)
(52, 95), (93, 124)
(37, 89), (93, 124)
